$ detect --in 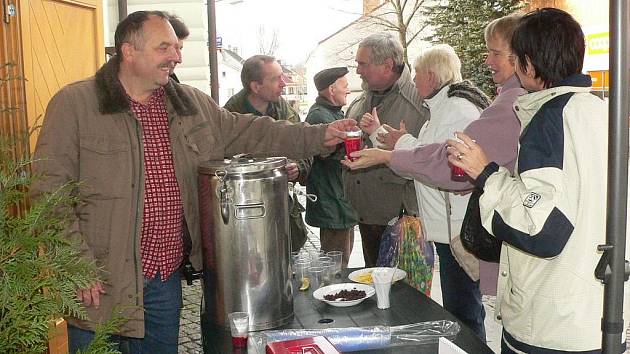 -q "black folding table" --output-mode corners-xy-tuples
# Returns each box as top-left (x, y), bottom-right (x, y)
(201, 269), (494, 353)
